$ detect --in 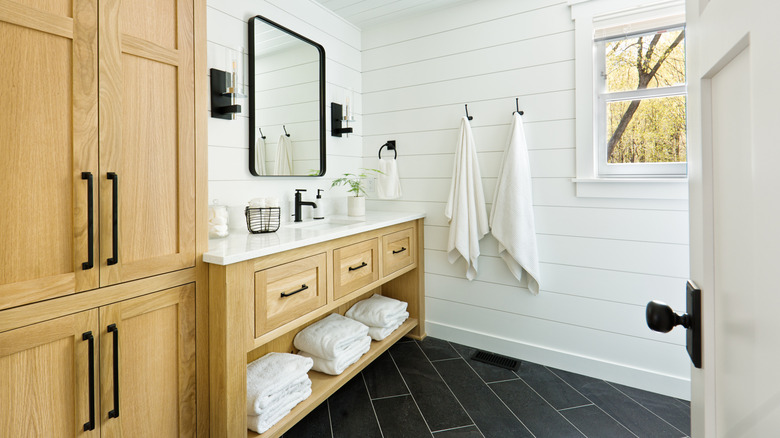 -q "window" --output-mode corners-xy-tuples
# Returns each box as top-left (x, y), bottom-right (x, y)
(569, 0), (688, 199)
(595, 25), (687, 176)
